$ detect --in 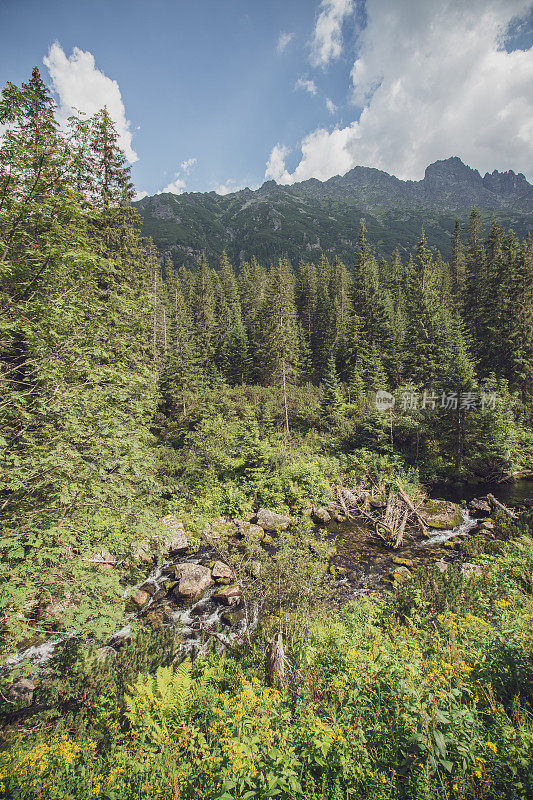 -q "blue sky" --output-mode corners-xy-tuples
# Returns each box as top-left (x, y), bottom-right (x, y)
(1, 0), (532, 196)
